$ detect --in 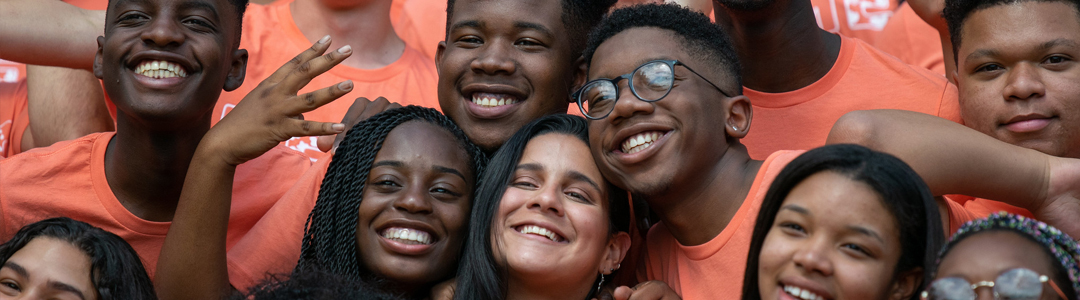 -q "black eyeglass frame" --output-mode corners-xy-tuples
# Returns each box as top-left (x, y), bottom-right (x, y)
(573, 59), (734, 120)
